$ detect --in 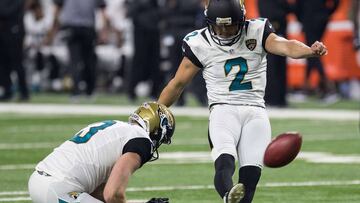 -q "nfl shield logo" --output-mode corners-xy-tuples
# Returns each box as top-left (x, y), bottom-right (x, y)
(246, 39), (257, 51)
